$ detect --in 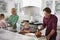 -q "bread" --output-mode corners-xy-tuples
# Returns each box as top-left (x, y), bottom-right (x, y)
(35, 31), (42, 38)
